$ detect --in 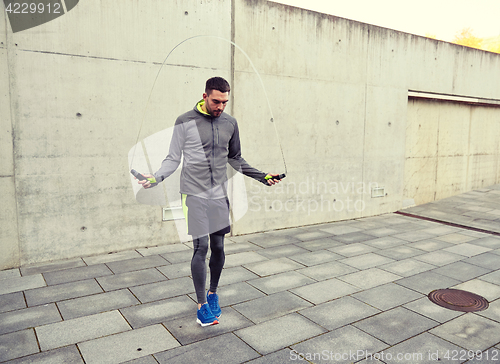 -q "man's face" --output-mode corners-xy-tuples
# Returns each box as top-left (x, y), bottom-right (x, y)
(203, 90), (229, 117)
